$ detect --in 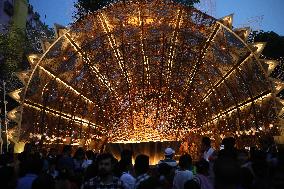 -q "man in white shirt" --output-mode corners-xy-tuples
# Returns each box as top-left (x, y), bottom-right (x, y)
(201, 137), (216, 184)
(201, 137), (215, 162)
(173, 154), (193, 189)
